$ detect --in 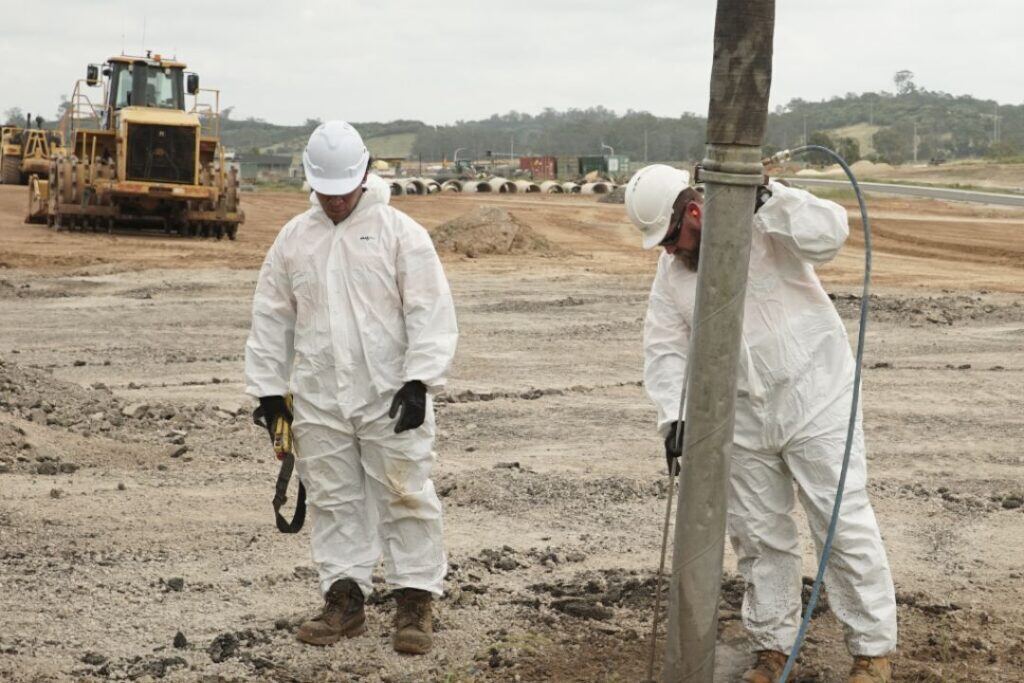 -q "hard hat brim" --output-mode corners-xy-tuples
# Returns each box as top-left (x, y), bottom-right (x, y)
(305, 172), (365, 196)
(642, 226), (669, 250)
